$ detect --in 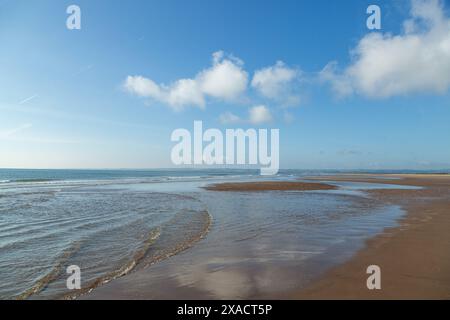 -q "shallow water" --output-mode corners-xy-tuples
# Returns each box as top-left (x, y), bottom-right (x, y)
(81, 185), (406, 299)
(0, 186), (210, 299)
(0, 169), (415, 299)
